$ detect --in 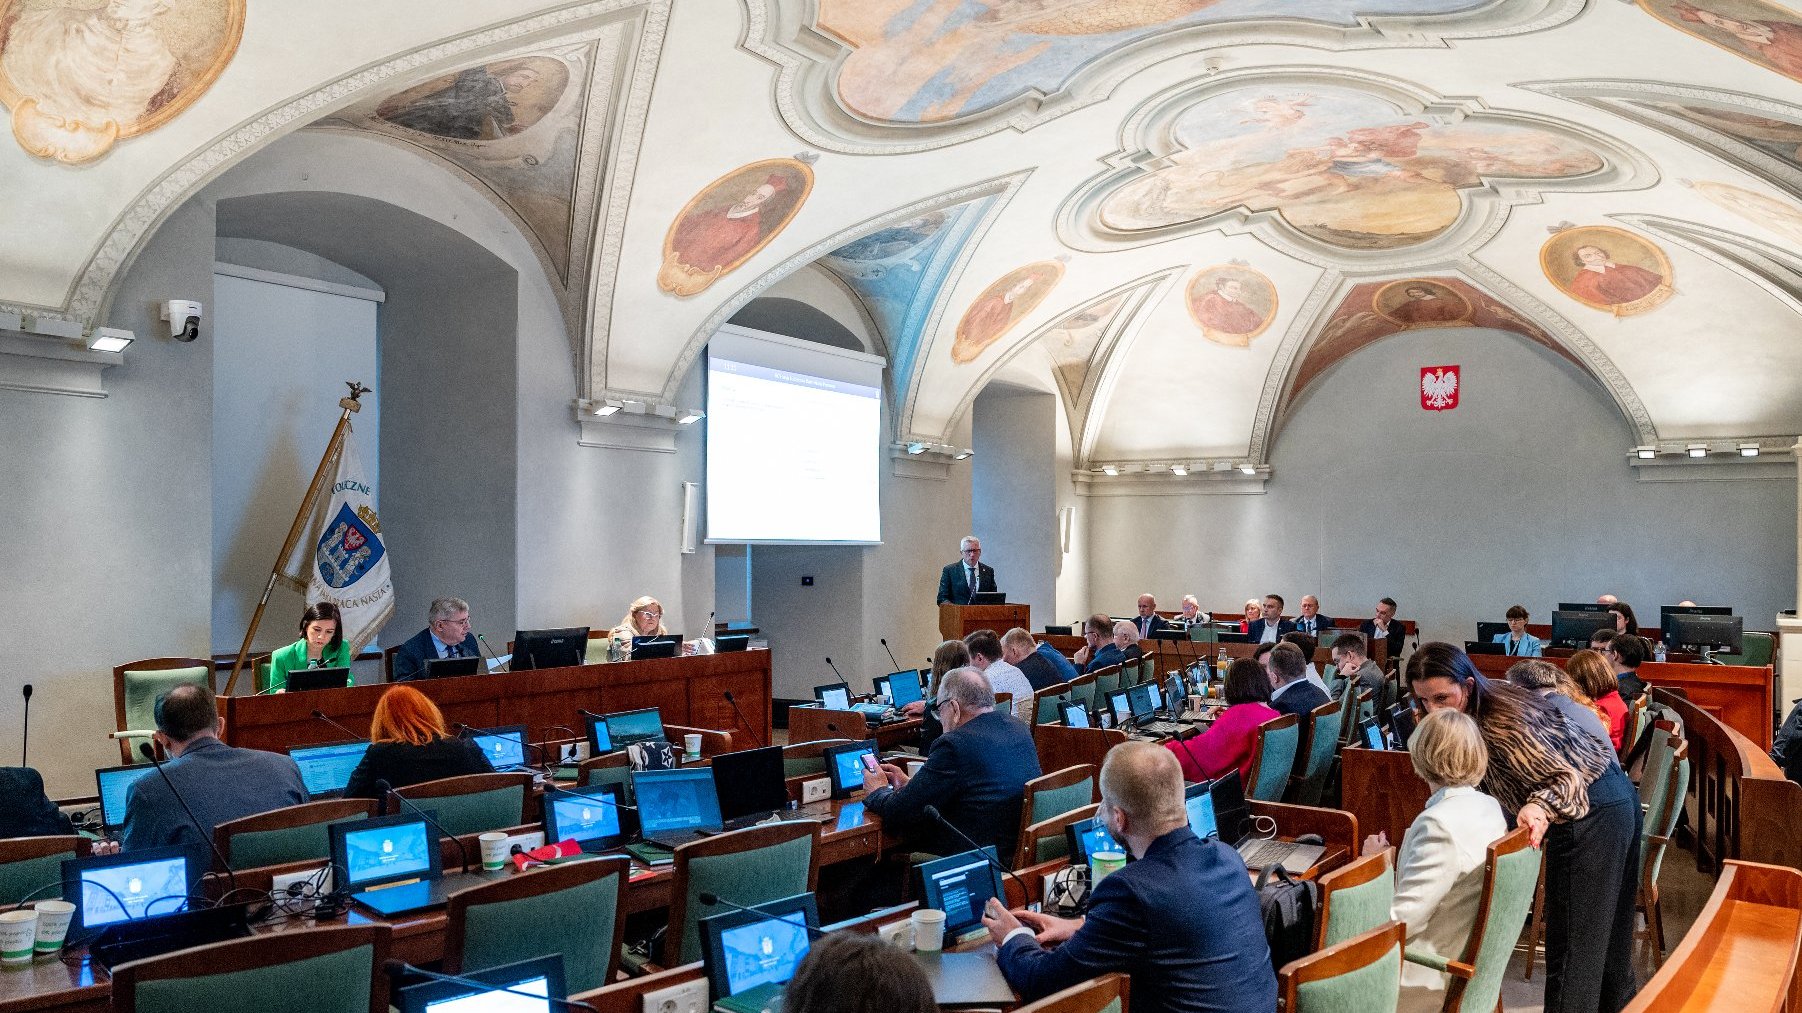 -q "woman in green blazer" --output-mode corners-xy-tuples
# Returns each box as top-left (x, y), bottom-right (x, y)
(268, 602), (352, 692)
